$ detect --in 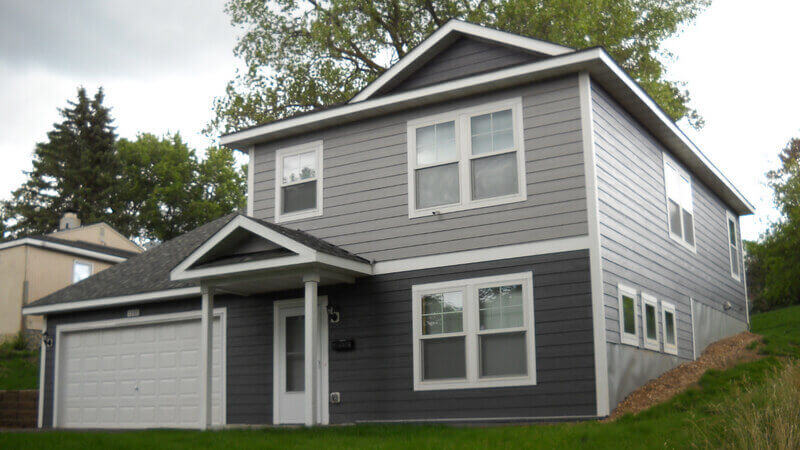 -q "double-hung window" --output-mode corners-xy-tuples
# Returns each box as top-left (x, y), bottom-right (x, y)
(661, 301), (678, 355)
(618, 284), (639, 346)
(407, 98), (526, 217)
(642, 294), (660, 351)
(412, 272), (536, 390)
(275, 141), (323, 223)
(726, 211), (741, 281)
(663, 154), (695, 250)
